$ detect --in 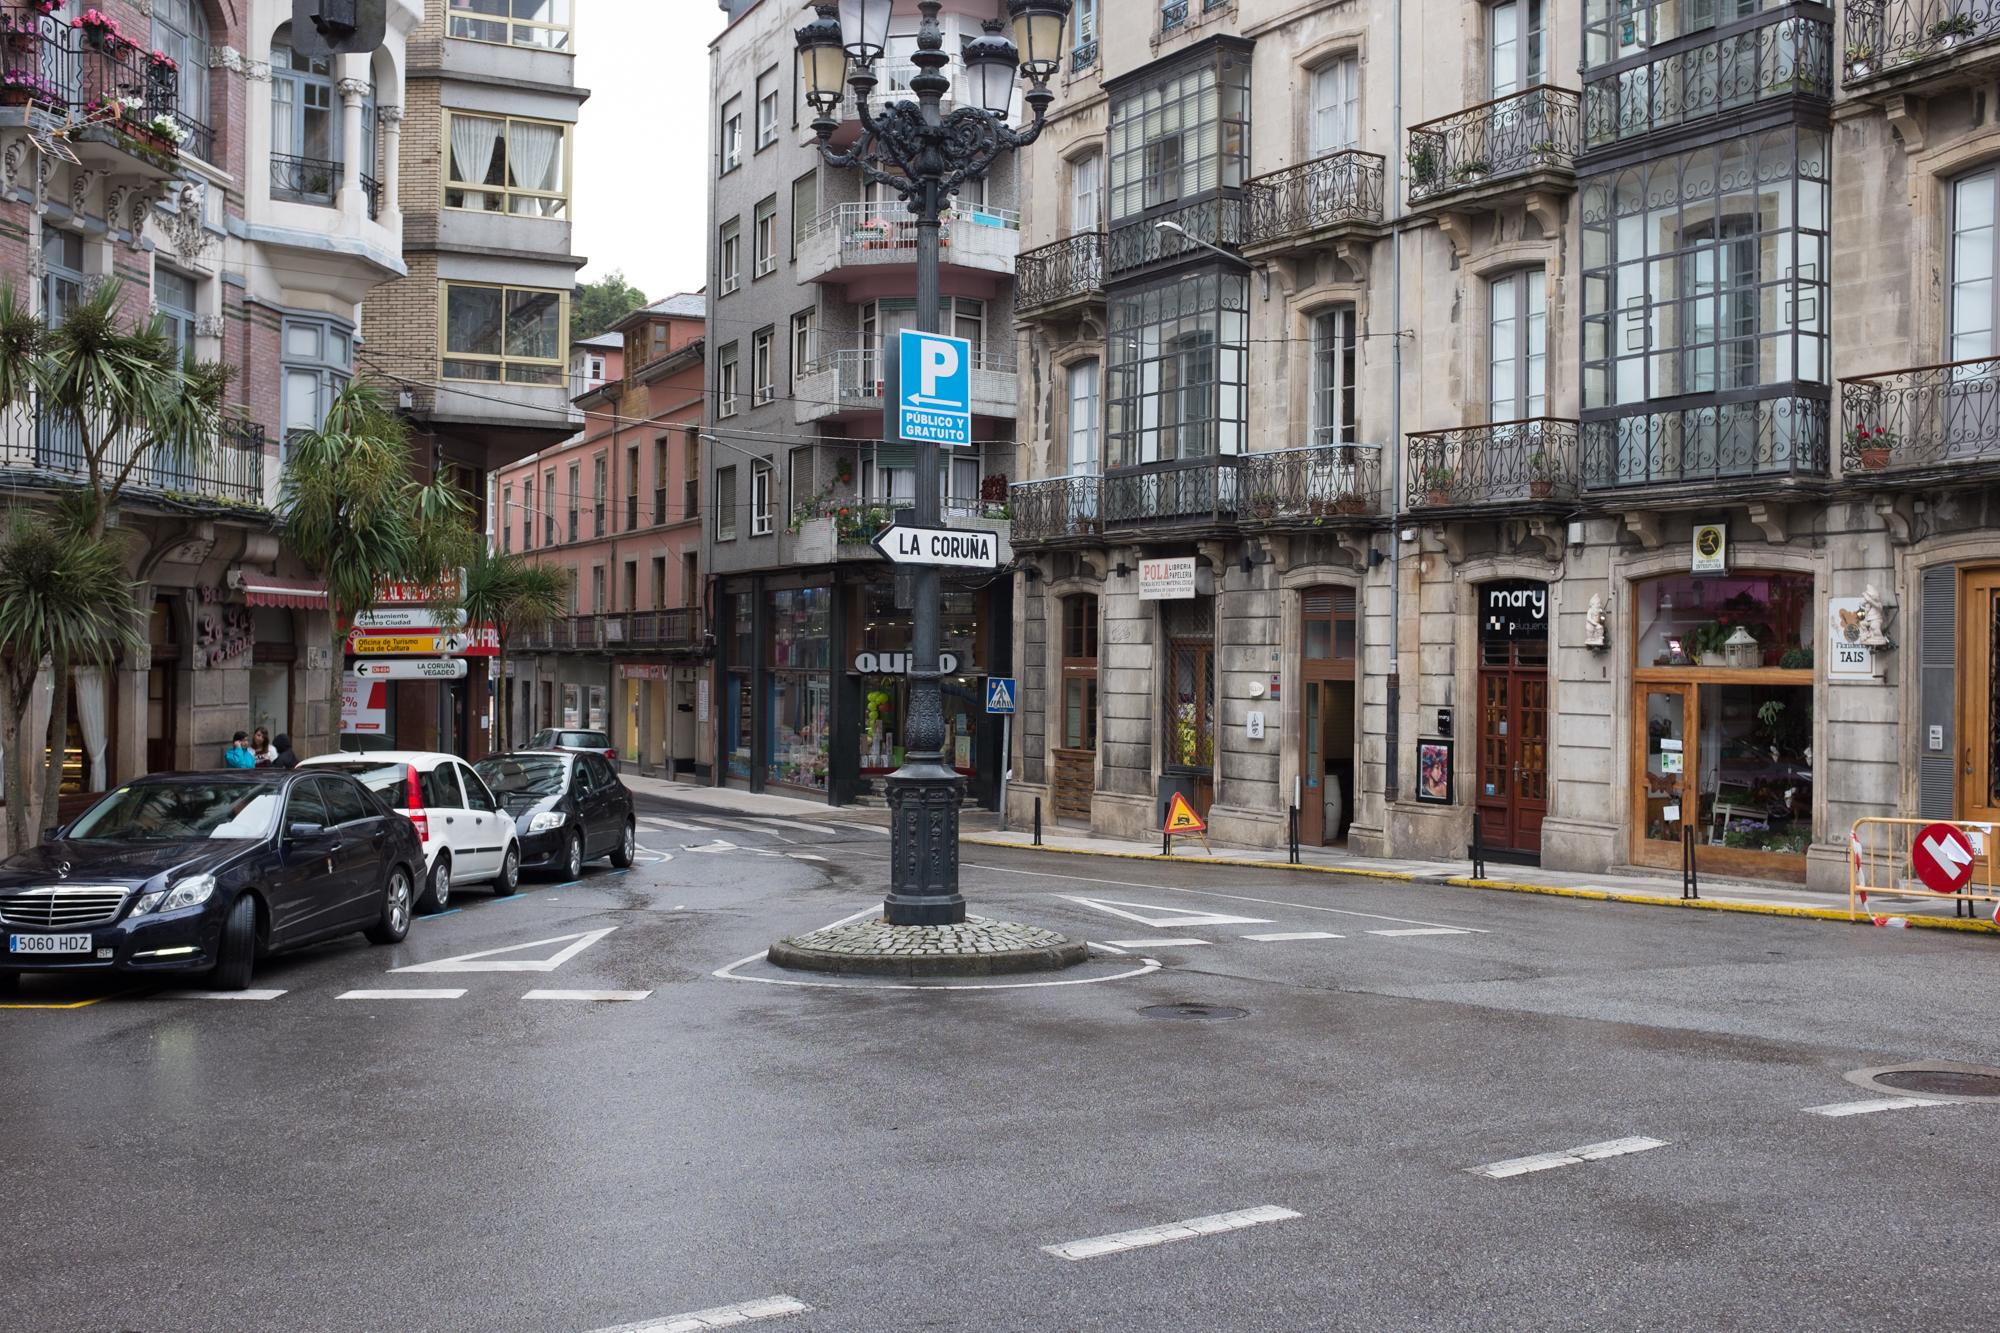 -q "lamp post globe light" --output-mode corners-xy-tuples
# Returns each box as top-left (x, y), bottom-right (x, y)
(796, 0), (1070, 929)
